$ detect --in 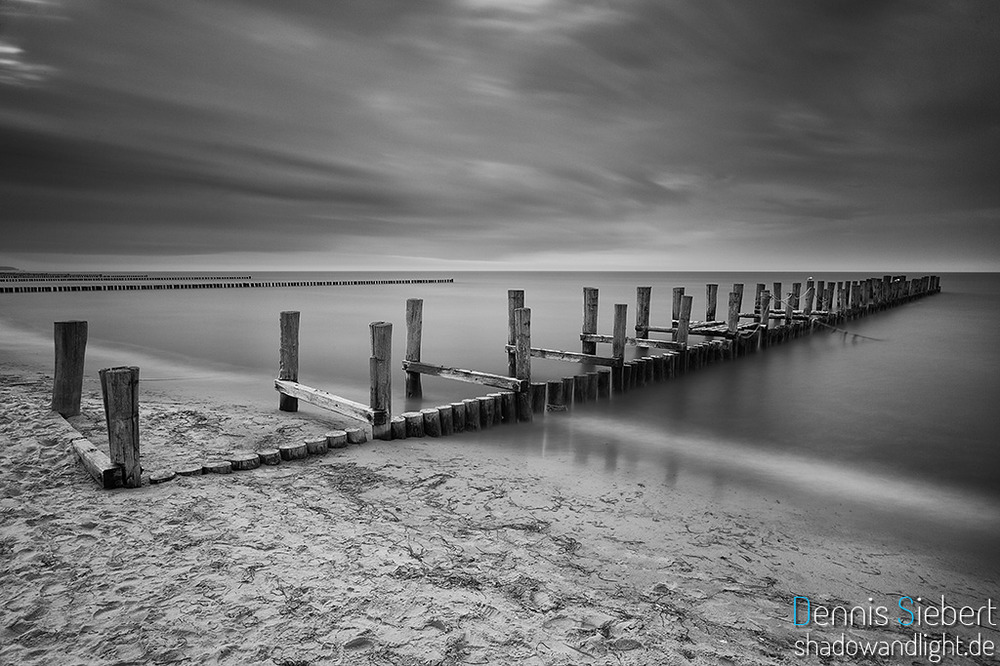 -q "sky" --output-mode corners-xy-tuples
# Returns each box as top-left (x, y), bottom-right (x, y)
(1, 0), (998, 272)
